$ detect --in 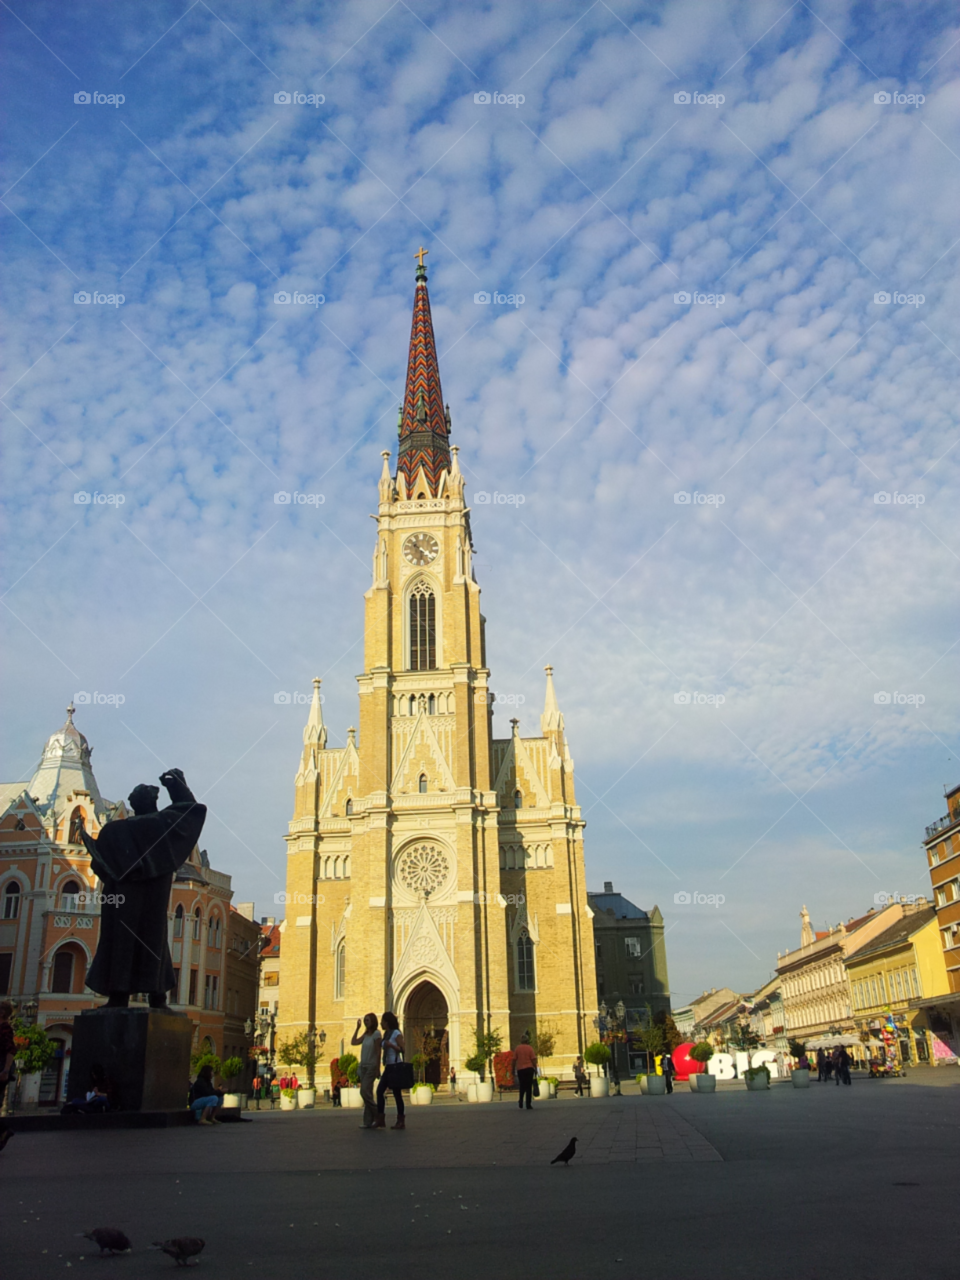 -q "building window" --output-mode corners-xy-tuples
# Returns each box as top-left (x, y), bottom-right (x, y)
(516, 928), (535, 991)
(51, 948), (75, 993)
(335, 942), (345, 1000)
(188, 969), (198, 1005)
(630, 978), (645, 994)
(428, 693), (435, 715)
(3, 882), (21, 920)
(204, 974), (220, 1010)
(61, 880), (81, 912)
(193, 908), (202, 940)
(419, 774), (427, 794)
(208, 916), (221, 948)
(409, 581), (437, 671)
(514, 790), (522, 809)
(911, 967), (921, 997)
(174, 904), (184, 938)
(625, 937), (642, 958)
(68, 807), (85, 845)
(171, 968), (180, 1001)
(263, 971), (279, 987)
(0, 953), (12, 995)
(345, 798), (353, 815)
